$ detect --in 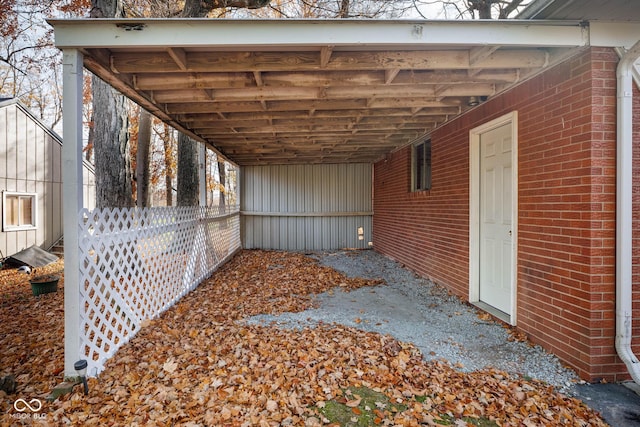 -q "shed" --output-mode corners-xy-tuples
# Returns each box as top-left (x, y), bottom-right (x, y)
(50, 3), (640, 384)
(0, 98), (95, 259)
